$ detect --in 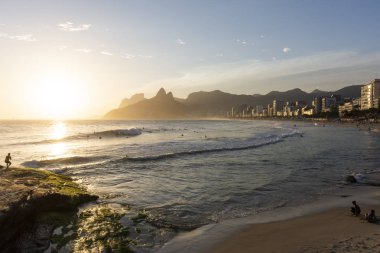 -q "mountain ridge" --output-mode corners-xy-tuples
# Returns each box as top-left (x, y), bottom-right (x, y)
(105, 85), (362, 119)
